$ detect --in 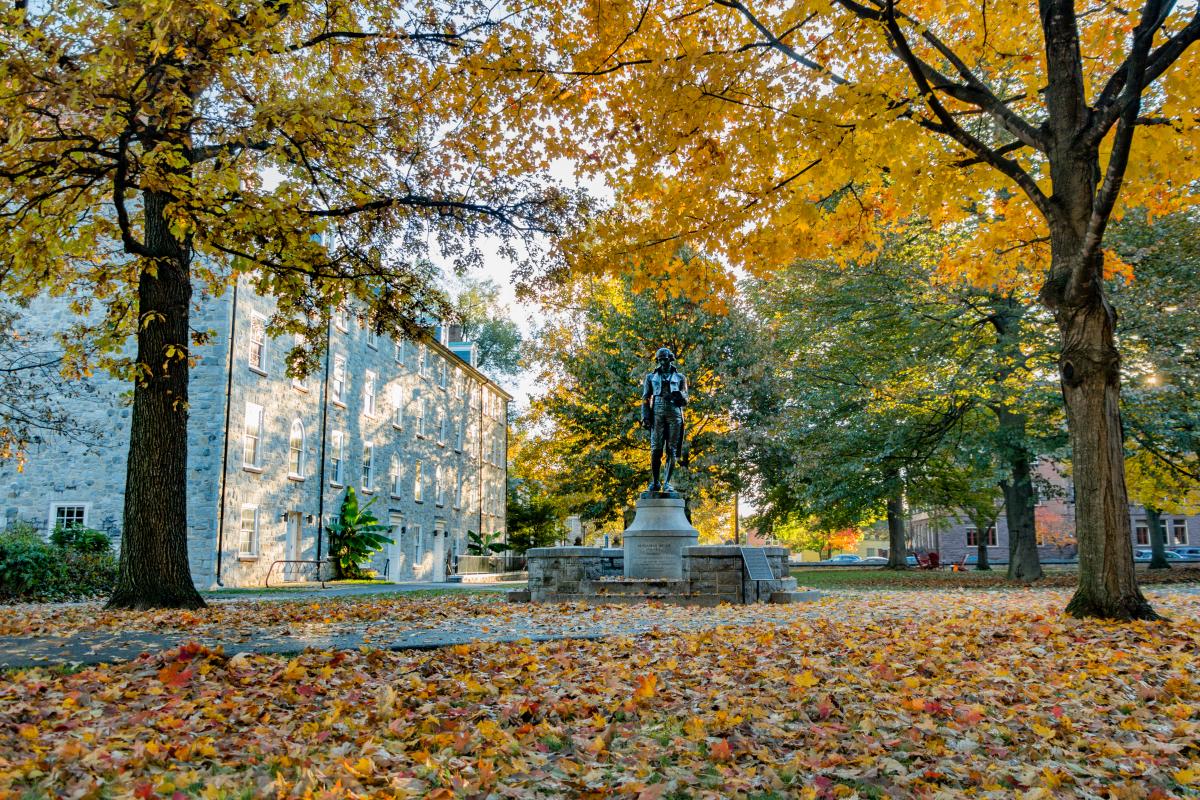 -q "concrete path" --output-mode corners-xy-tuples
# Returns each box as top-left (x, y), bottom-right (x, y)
(202, 581), (524, 602)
